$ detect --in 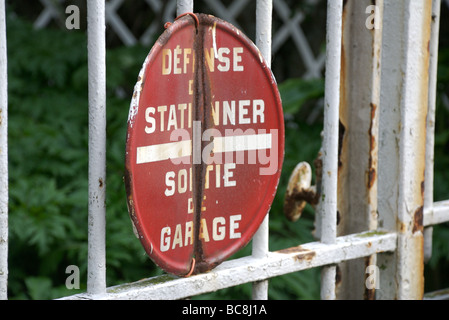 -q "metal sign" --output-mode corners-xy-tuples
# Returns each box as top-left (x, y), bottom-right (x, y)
(125, 13), (284, 276)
